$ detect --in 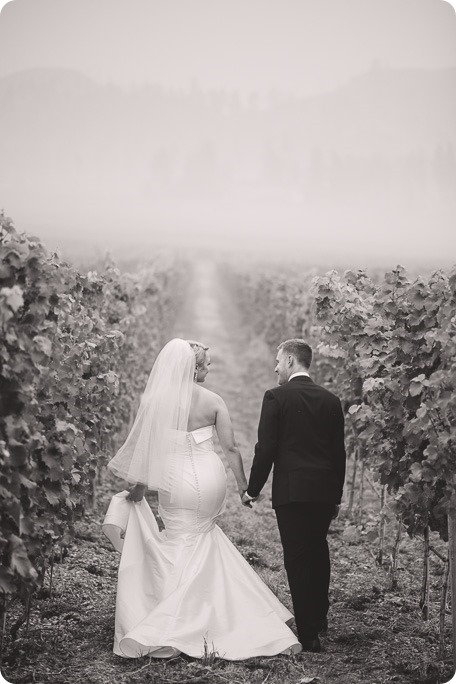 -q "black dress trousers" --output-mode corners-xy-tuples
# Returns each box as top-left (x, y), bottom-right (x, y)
(275, 501), (335, 642)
